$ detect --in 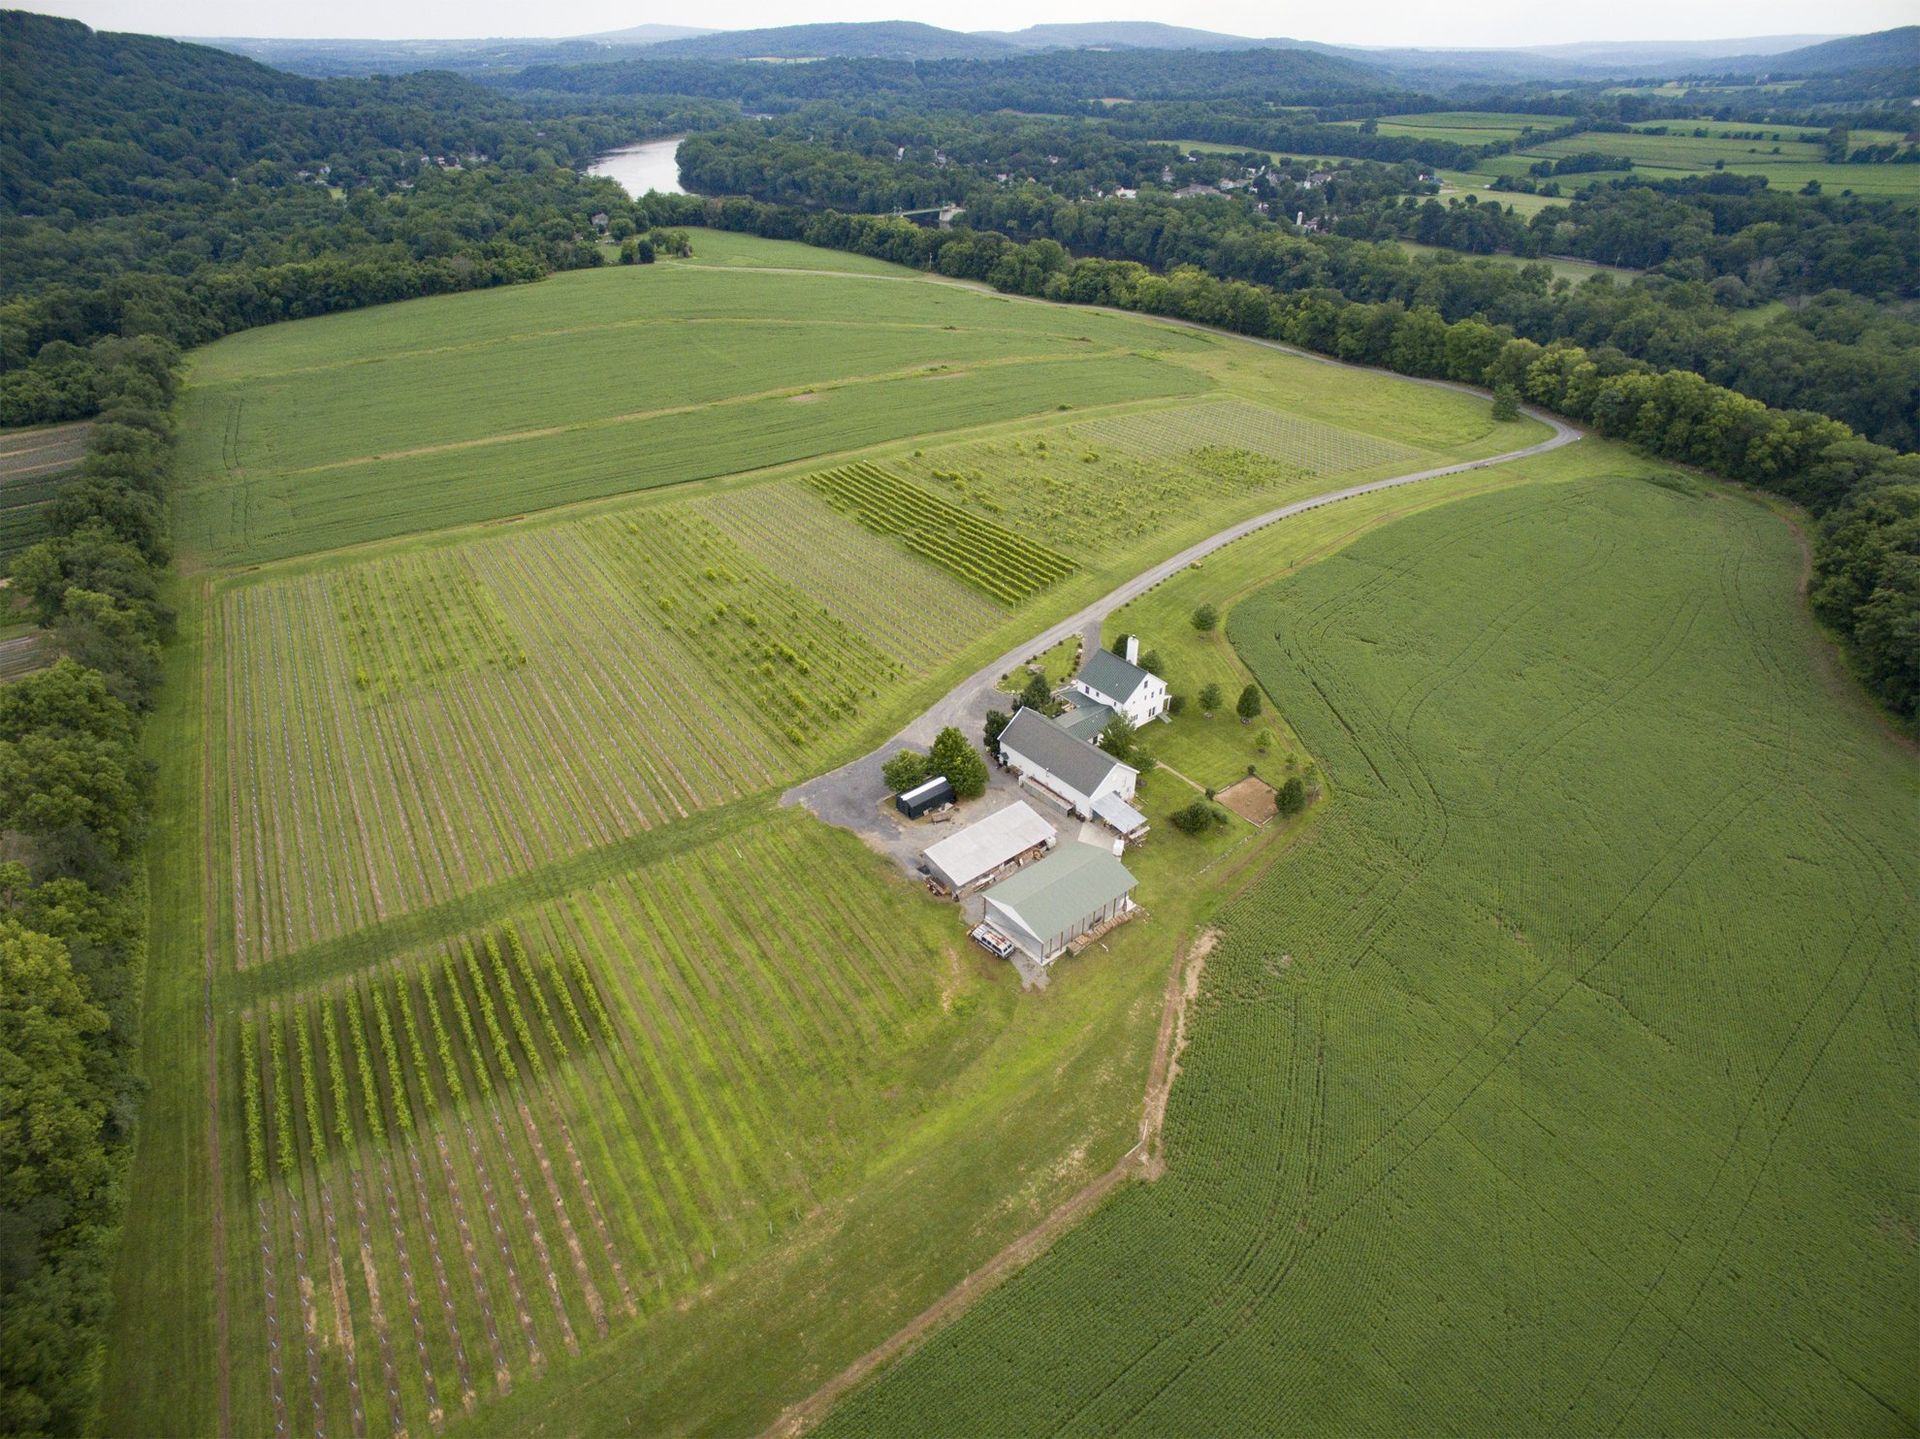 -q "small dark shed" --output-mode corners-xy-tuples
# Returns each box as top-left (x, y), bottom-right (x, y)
(896, 775), (955, 819)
